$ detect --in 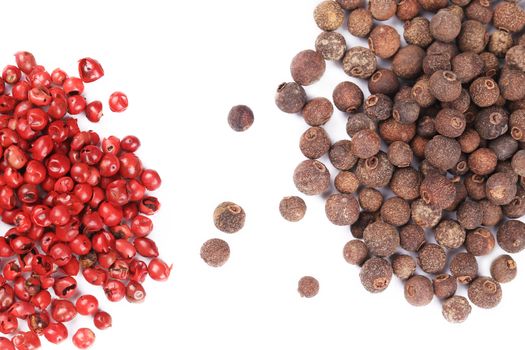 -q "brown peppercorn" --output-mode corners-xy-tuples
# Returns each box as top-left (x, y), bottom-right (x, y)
(379, 118), (417, 144)
(335, 171), (360, 194)
(393, 100), (420, 125)
(450, 252), (478, 284)
(227, 105), (254, 132)
(363, 221), (400, 257)
(451, 156), (470, 176)
(411, 199), (442, 228)
(468, 276), (502, 308)
(365, 94), (393, 121)
(315, 32), (347, 61)
(465, 174), (487, 200)
(213, 202), (246, 234)
(466, 0), (493, 24)
(200, 238), (230, 267)
(333, 81), (364, 112)
(480, 51), (499, 77)
(329, 140), (358, 170)
(390, 167), (421, 200)
(503, 186), (525, 218)
(458, 128), (481, 154)
(302, 97), (333, 127)
(479, 199), (503, 226)
(458, 20), (489, 53)
(368, 69), (400, 96)
(347, 8), (373, 38)
(490, 135), (518, 161)
(337, 0), (363, 9)
(392, 45), (426, 79)
(290, 50), (326, 86)
(325, 193), (360, 226)
(412, 77), (436, 108)
(359, 257), (393, 293)
(493, 1), (525, 33)
(418, 243), (447, 274)
(442, 87), (471, 113)
(299, 127), (331, 159)
(298, 276), (320, 298)
(497, 220), (525, 253)
(451, 52), (484, 83)
(457, 201), (483, 230)
(430, 9), (462, 42)
(491, 255), (517, 283)
(489, 30), (514, 58)
(346, 113), (376, 136)
(387, 141), (413, 168)
(359, 187), (384, 212)
(468, 148), (497, 175)
(397, 0), (421, 21)
(392, 254), (417, 280)
(314, 1), (345, 31)
(423, 53), (452, 76)
(351, 129), (381, 159)
(420, 173), (456, 209)
(510, 109), (525, 141)
(293, 160), (331, 196)
(506, 45), (525, 73)
(442, 296), (472, 323)
(369, 25), (400, 59)
(399, 224), (426, 252)
(486, 172), (517, 205)
(411, 136), (429, 159)
(351, 211), (380, 239)
(418, 0), (448, 12)
(275, 82), (307, 114)
(433, 274), (458, 299)
(447, 179), (468, 211)
(369, 0), (397, 20)
(512, 150), (525, 176)
(404, 17), (433, 48)
(429, 70), (462, 102)
(435, 220), (466, 249)
(355, 152), (395, 188)
(381, 196), (411, 227)
(427, 40), (459, 58)
(469, 77), (500, 107)
(434, 108), (466, 138)
(404, 275), (434, 307)
(466, 228), (495, 256)
(475, 107), (509, 140)
(499, 67), (525, 102)
(279, 196), (307, 222)
(343, 240), (369, 265)
(343, 47), (377, 79)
